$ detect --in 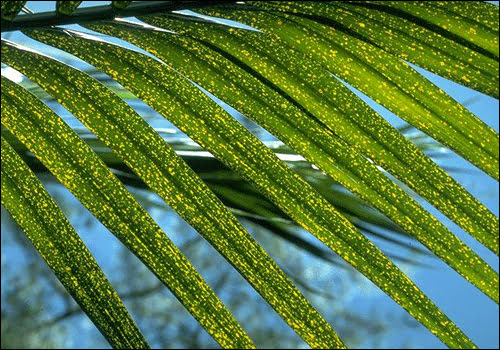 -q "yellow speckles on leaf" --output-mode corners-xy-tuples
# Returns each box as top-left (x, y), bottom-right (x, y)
(1, 135), (149, 349)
